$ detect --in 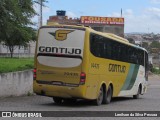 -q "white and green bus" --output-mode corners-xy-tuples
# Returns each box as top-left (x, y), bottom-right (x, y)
(33, 24), (149, 105)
